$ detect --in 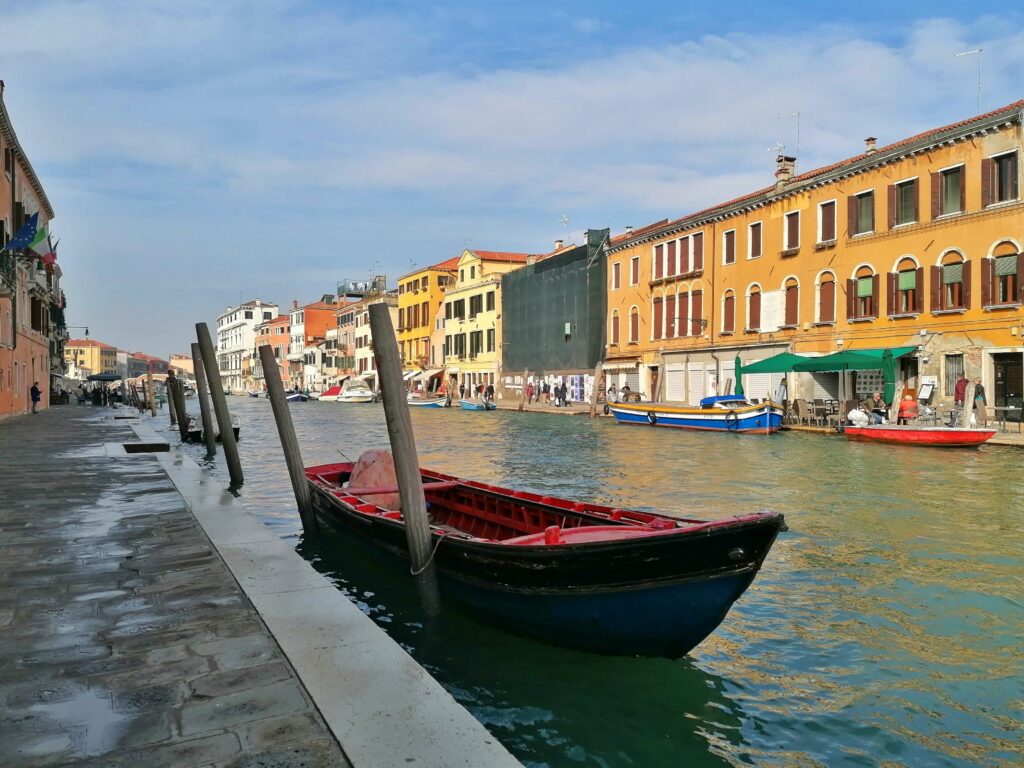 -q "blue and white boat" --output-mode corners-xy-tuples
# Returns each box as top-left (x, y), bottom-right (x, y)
(460, 398), (496, 411)
(408, 395), (447, 408)
(608, 395), (783, 433)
